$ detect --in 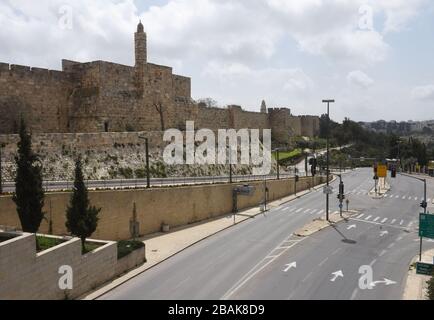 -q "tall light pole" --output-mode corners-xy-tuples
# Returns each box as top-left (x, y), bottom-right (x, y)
(323, 99), (335, 221)
(139, 136), (150, 188)
(0, 143), (3, 195)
